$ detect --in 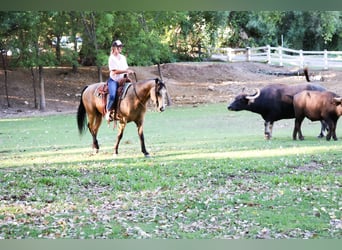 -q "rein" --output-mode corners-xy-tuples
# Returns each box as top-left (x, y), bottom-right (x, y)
(133, 83), (146, 108)
(155, 81), (159, 108)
